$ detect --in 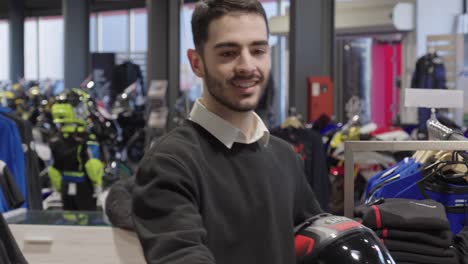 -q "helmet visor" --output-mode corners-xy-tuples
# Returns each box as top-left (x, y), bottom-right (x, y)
(314, 233), (395, 264)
